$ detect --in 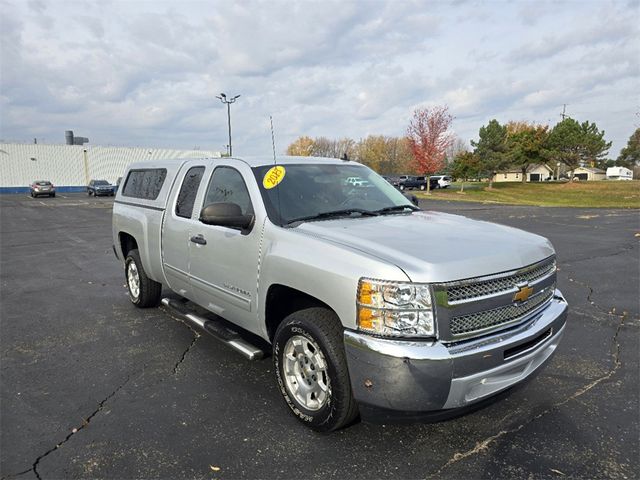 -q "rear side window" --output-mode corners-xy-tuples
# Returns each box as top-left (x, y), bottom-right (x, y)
(175, 166), (205, 218)
(122, 169), (167, 200)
